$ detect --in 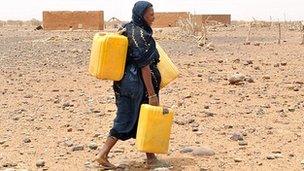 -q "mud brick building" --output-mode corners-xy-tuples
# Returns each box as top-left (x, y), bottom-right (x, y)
(192, 14), (231, 25)
(43, 11), (104, 30)
(153, 12), (231, 28)
(153, 12), (190, 28)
